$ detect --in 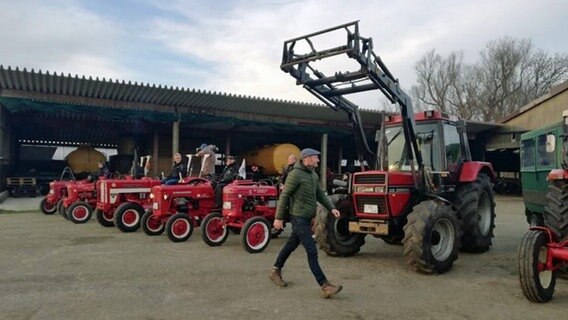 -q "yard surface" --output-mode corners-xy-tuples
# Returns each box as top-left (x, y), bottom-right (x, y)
(0, 196), (566, 320)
